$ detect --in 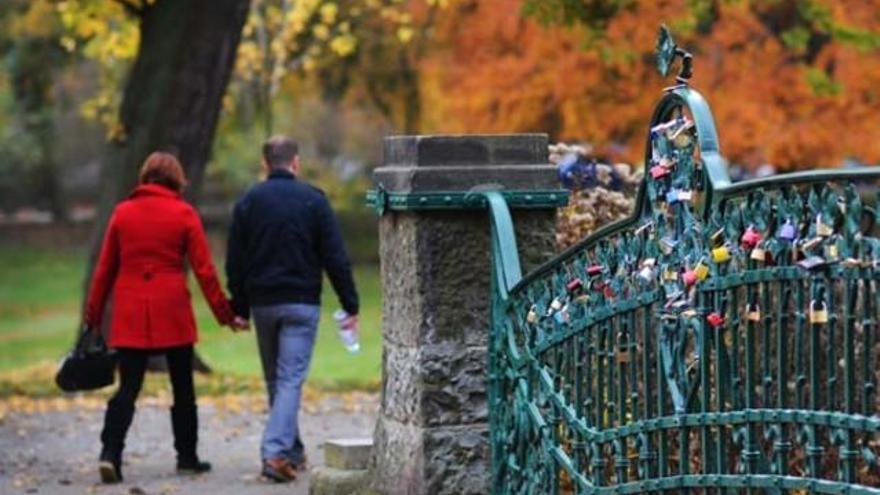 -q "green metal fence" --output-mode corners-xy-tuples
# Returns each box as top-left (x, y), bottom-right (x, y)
(484, 27), (880, 494)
